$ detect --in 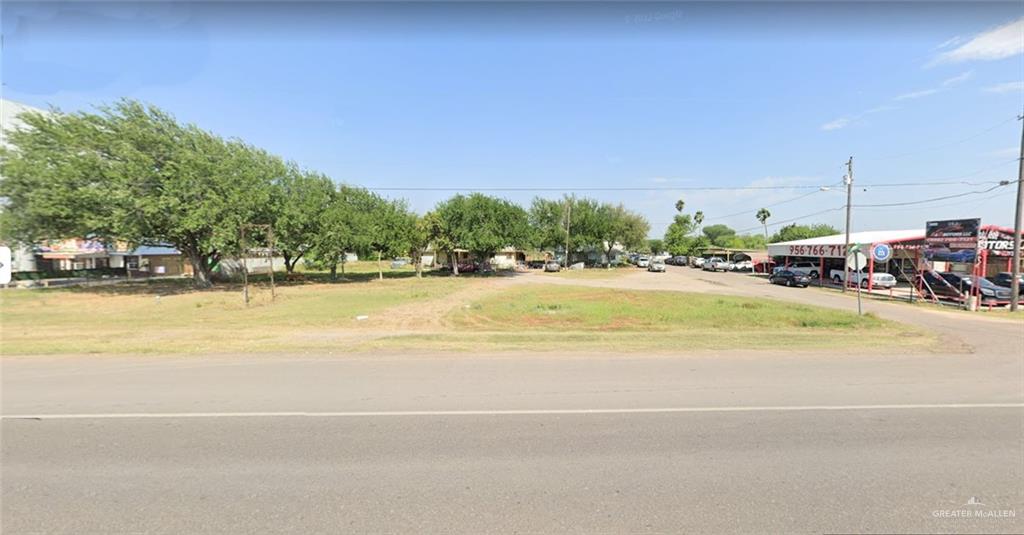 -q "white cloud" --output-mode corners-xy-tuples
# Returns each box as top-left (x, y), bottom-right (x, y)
(983, 81), (1024, 94)
(820, 117), (850, 131)
(941, 71), (973, 86)
(894, 88), (941, 101)
(935, 36), (963, 50)
(933, 17), (1024, 64)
